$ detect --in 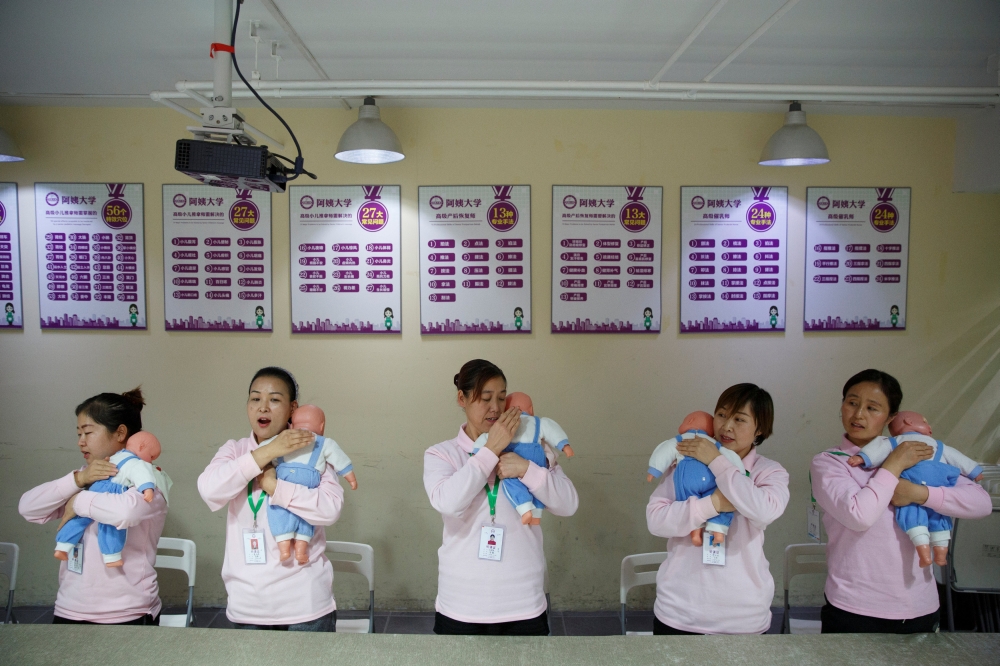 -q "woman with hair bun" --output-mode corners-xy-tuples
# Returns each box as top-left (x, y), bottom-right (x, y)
(423, 359), (579, 636)
(19, 387), (168, 625)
